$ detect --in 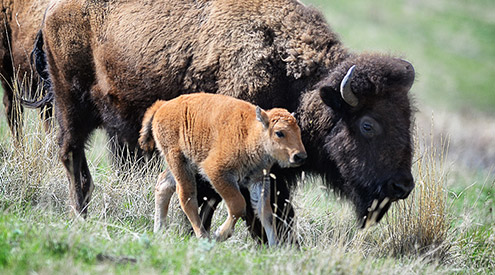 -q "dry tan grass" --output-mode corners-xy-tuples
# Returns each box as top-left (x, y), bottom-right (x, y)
(380, 131), (450, 258)
(1, 109), (450, 237)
